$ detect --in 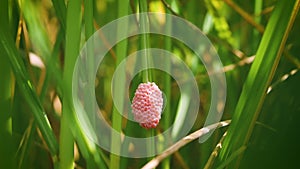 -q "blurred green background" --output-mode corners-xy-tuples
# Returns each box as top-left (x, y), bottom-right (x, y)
(0, 0), (299, 169)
